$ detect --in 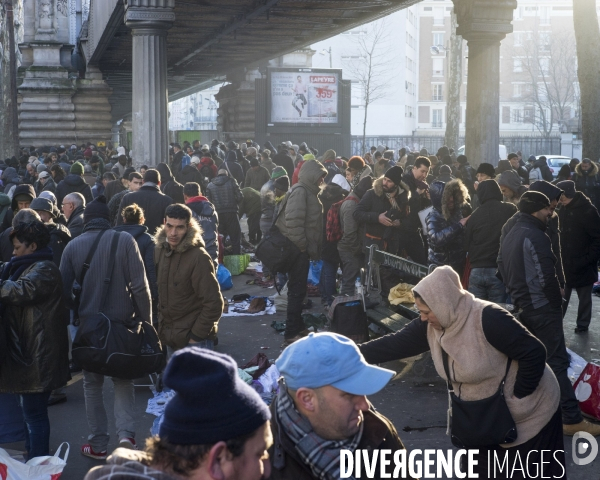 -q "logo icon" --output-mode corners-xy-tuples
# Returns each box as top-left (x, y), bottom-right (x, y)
(572, 432), (599, 466)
